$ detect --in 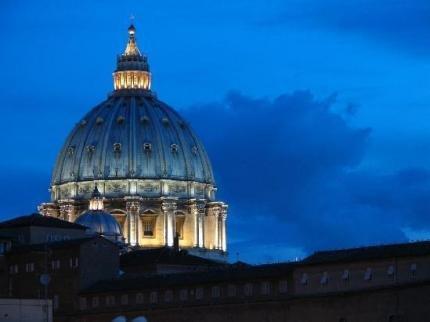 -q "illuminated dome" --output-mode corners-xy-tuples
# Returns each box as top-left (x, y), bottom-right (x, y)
(41, 25), (228, 258)
(50, 25), (215, 201)
(75, 186), (123, 243)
